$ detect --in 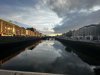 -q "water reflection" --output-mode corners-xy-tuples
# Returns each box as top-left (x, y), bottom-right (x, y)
(27, 41), (42, 50)
(0, 40), (94, 75)
(0, 41), (41, 65)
